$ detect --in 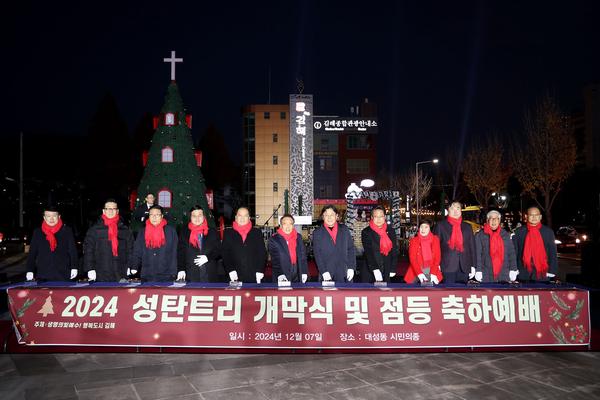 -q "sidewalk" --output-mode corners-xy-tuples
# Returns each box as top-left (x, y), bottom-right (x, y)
(0, 252), (27, 281)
